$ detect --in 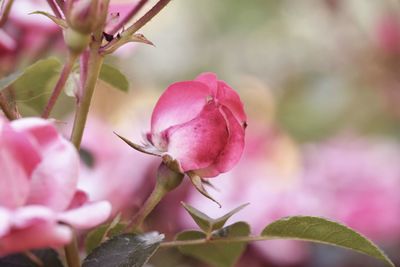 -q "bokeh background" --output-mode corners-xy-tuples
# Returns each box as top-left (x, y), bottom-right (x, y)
(2, 0), (400, 266)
